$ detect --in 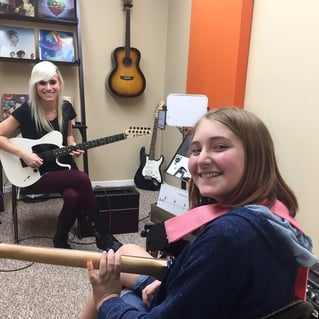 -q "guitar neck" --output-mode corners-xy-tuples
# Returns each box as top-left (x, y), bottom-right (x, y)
(148, 117), (159, 160)
(124, 2), (132, 58)
(40, 133), (127, 161)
